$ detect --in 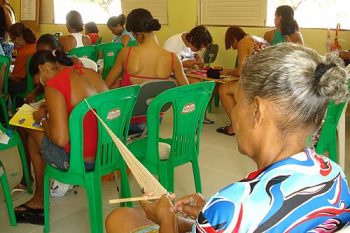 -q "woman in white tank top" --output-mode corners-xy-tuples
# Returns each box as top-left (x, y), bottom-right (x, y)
(58, 10), (91, 53)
